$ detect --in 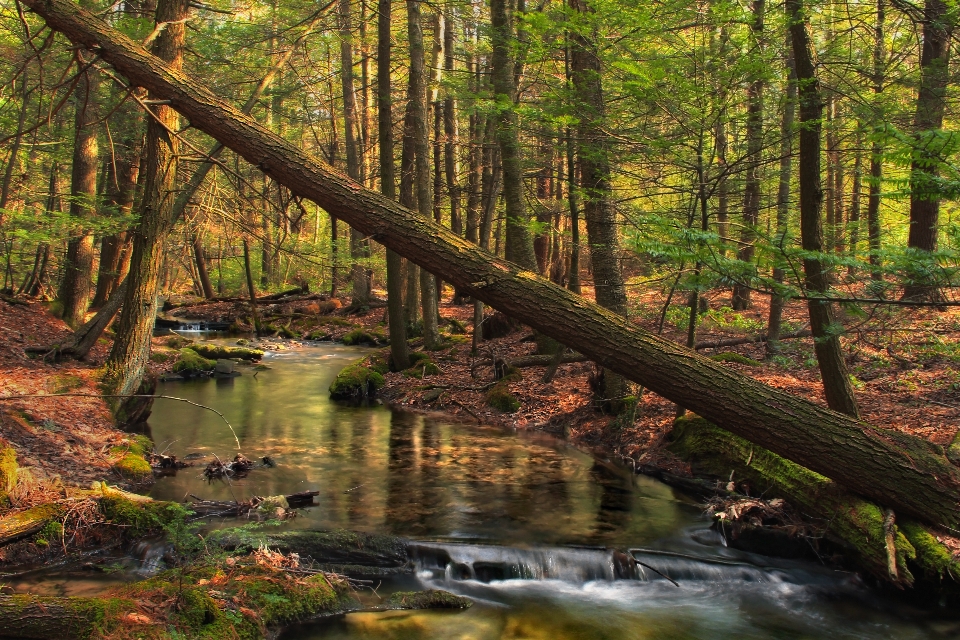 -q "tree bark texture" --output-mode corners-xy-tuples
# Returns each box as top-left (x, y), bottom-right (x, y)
(57, 46), (99, 329)
(907, 0), (954, 256)
(106, 0), (188, 397)
(28, 0), (960, 529)
(788, 0), (861, 419)
(491, 0), (537, 271)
